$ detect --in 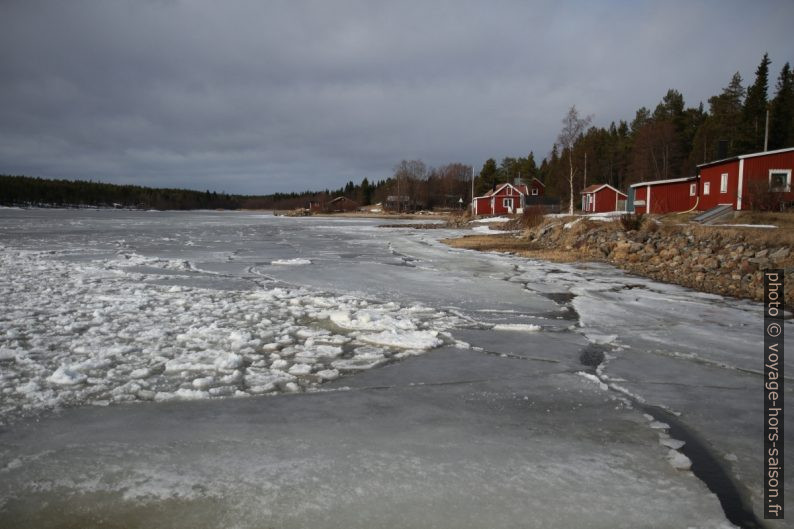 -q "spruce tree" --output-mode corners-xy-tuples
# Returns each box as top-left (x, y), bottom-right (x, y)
(740, 53), (771, 152)
(475, 158), (498, 195)
(769, 62), (794, 150)
(706, 72), (745, 157)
